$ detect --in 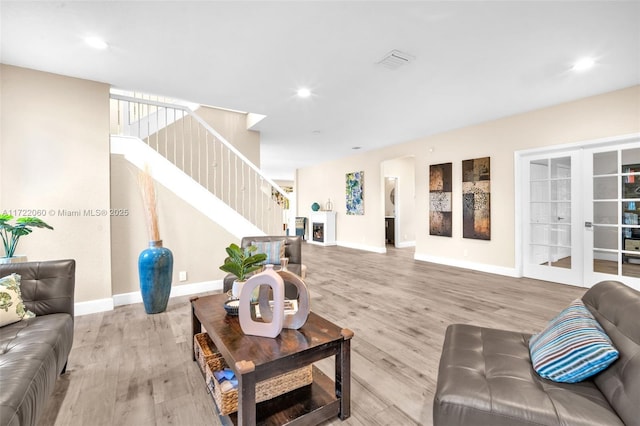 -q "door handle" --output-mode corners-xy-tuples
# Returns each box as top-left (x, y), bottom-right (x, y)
(585, 221), (593, 228)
